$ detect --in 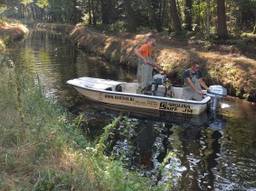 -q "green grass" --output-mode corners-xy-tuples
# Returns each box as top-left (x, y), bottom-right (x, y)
(0, 39), (5, 51)
(0, 60), (164, 190)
